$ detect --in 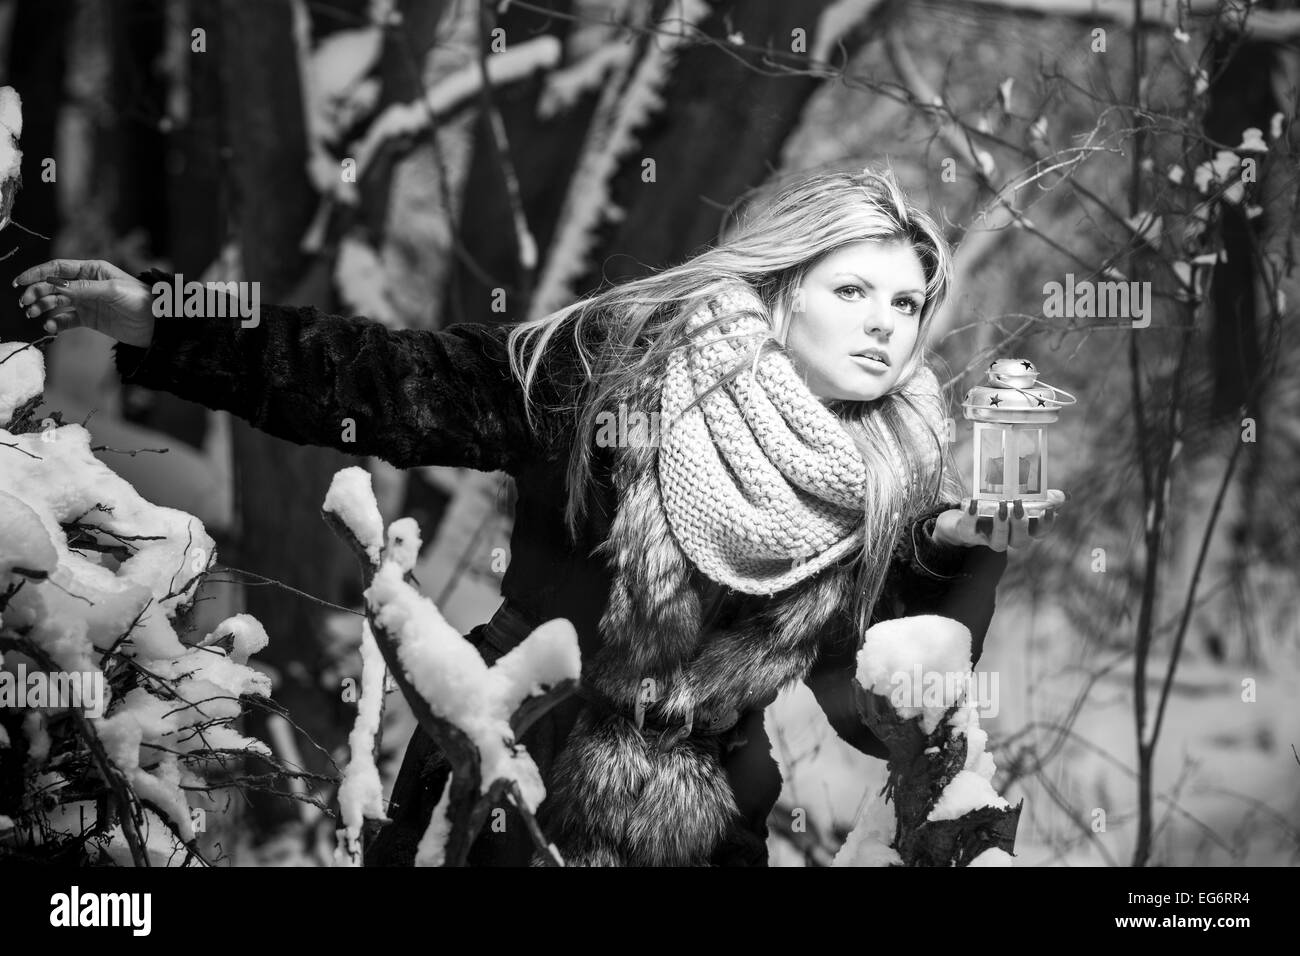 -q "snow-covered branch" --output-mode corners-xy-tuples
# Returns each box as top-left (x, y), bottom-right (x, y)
(1, 339), (274, 866)
(336, 36), (562, 206)
(321, 466), (580, 866)
(834, 614), (1021, 867)
(527, 0), (712, 321)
